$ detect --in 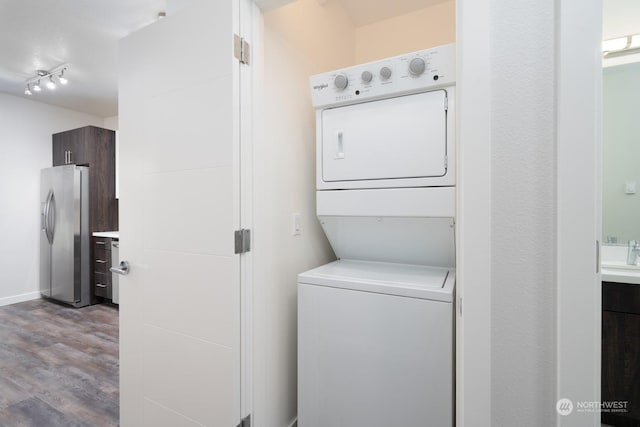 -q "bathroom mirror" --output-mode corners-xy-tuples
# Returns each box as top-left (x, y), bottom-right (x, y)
(602, 61), (640, 245)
